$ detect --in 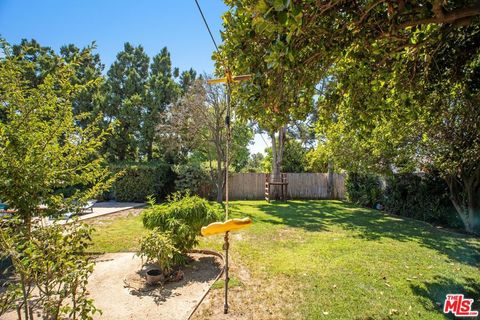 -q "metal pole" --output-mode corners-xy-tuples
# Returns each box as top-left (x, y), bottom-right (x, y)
(224, 80), (232, 314)
(223, 231), (230, 314)
(225, 81), (231, 221)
